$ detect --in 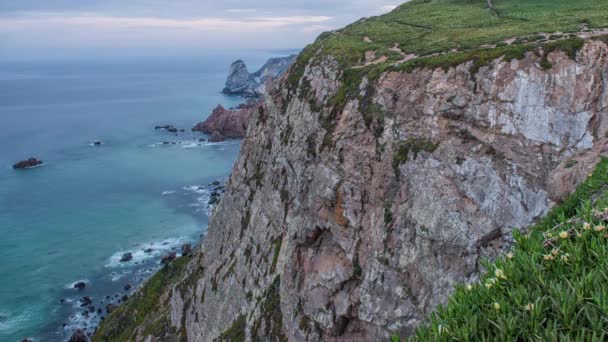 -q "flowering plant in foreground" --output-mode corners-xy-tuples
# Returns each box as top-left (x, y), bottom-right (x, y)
(401, 158), (608, 341)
